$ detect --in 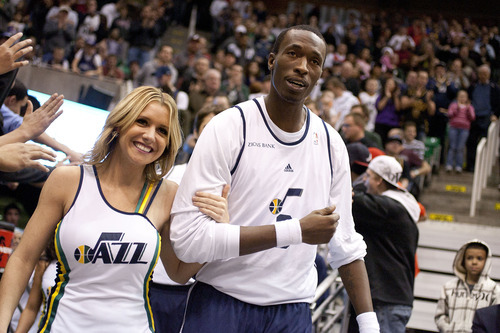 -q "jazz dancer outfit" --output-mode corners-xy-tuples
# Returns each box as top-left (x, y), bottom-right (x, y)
(39, 165), (162, 332)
